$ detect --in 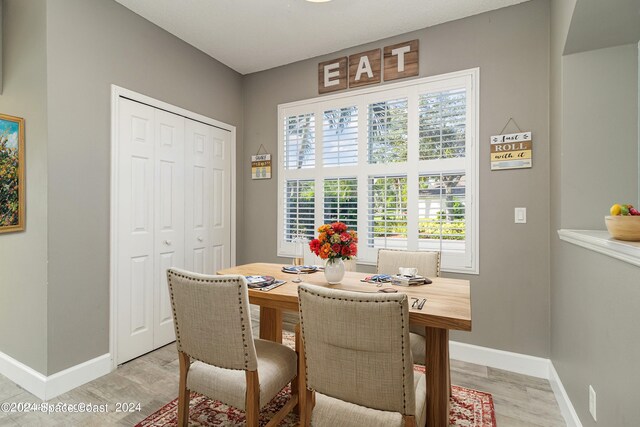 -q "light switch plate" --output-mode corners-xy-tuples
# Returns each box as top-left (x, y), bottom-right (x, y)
(515, 207), (527, 224)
